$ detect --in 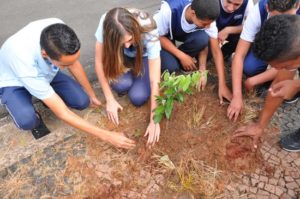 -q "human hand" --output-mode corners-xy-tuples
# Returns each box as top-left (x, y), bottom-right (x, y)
(218, 84), (232, 105)
(106, 131), (136, 149)
(89, 96), (102, 108)
(106, 99), (123, 125)
(227, 96), (243, 122)
(218, 28), (229, 44)
(144, 122), (160, 147)
(232, 123), (264, 149)
(269, 80), (299, 100)
(197, 70), (208, 91)
(179, 53), (197, 71)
